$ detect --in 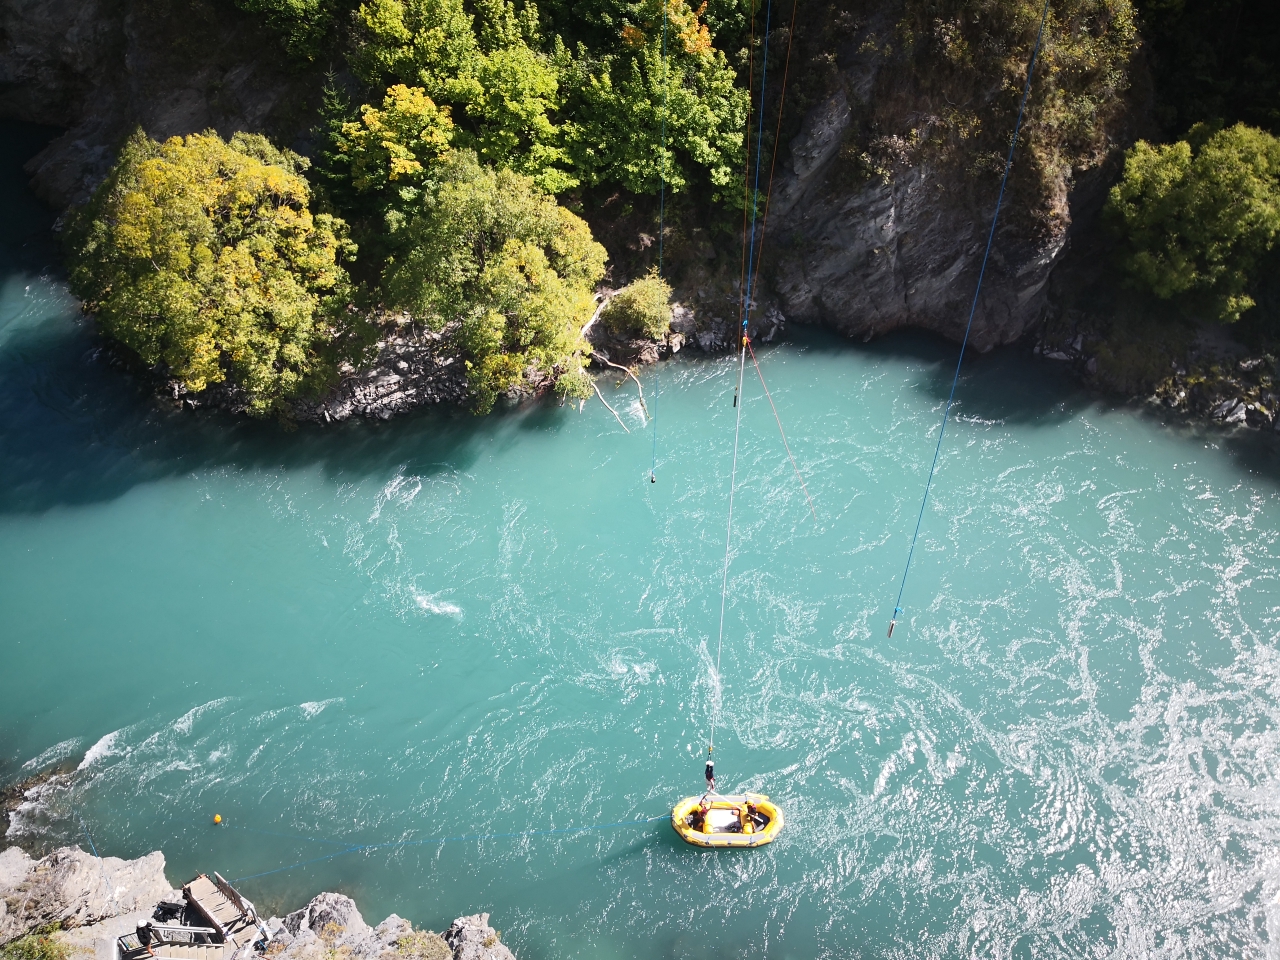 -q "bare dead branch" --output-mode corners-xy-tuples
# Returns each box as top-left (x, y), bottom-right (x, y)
(592, 352), (649, 420)
(594, 382), (630, 433)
